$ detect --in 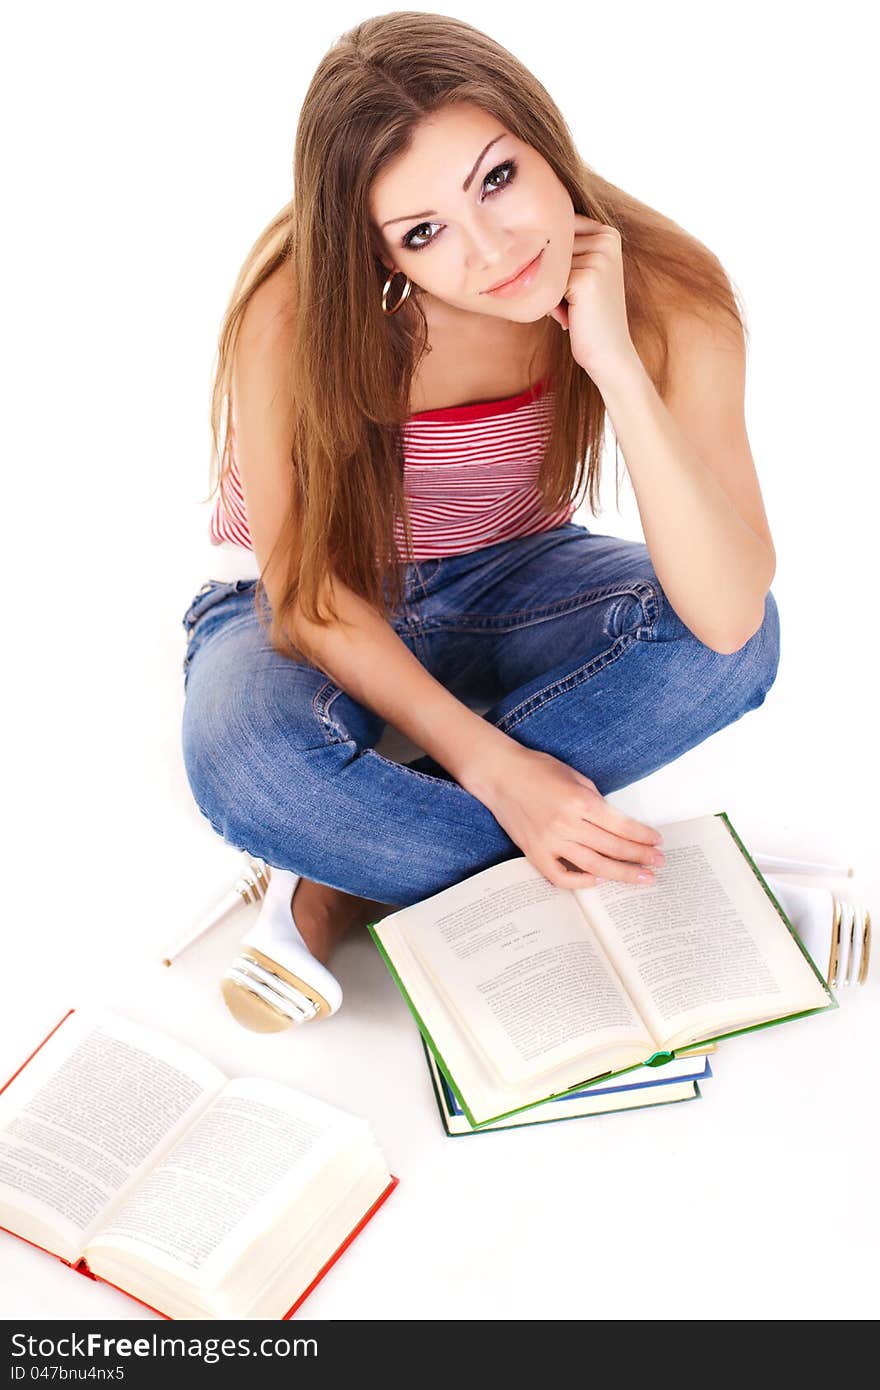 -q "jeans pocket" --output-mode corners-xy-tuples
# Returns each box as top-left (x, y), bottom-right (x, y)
(181, 579), (255, 630)
(181, 579), (258, 682)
